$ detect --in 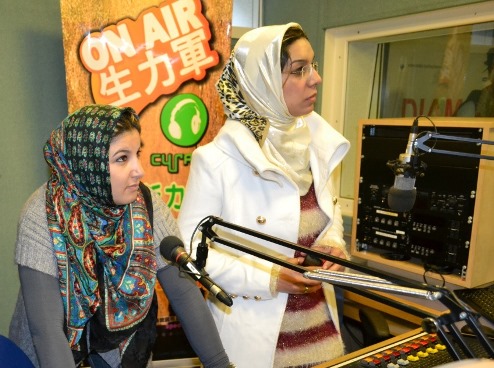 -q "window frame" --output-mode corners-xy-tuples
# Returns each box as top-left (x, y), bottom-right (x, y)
(320, 1), (494, 217)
